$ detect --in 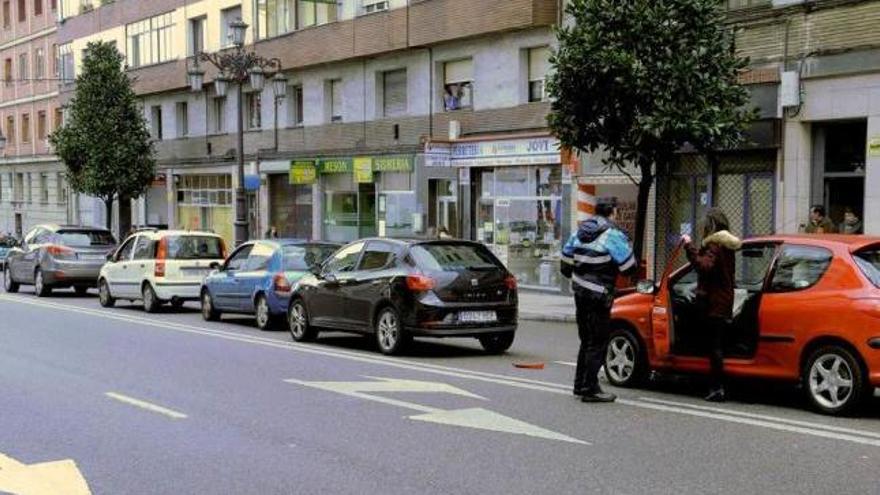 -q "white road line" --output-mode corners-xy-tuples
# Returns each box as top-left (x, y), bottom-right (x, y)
(5, 294), (880, 447)
(554, 361), (577, 367)
(105, 392), (188, 419)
